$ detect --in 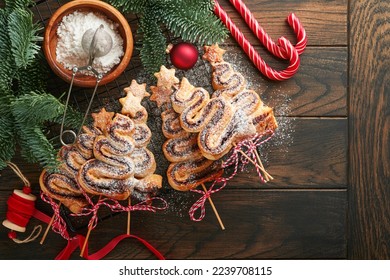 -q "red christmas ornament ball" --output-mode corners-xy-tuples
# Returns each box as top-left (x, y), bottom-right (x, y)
(169, 42), (199, 70)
